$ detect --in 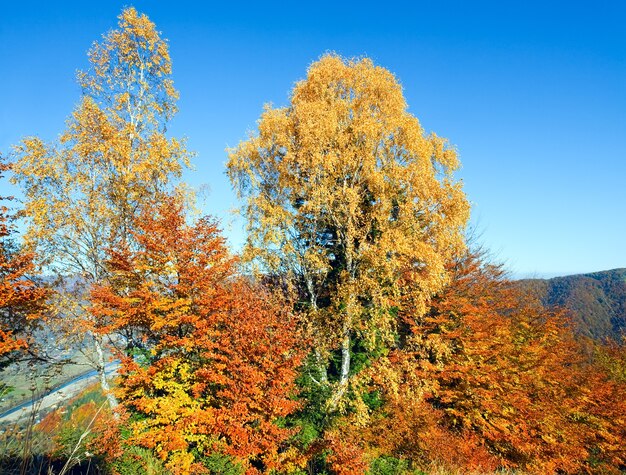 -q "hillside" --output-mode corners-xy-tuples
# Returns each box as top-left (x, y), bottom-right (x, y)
(519, 268), (626, 341)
